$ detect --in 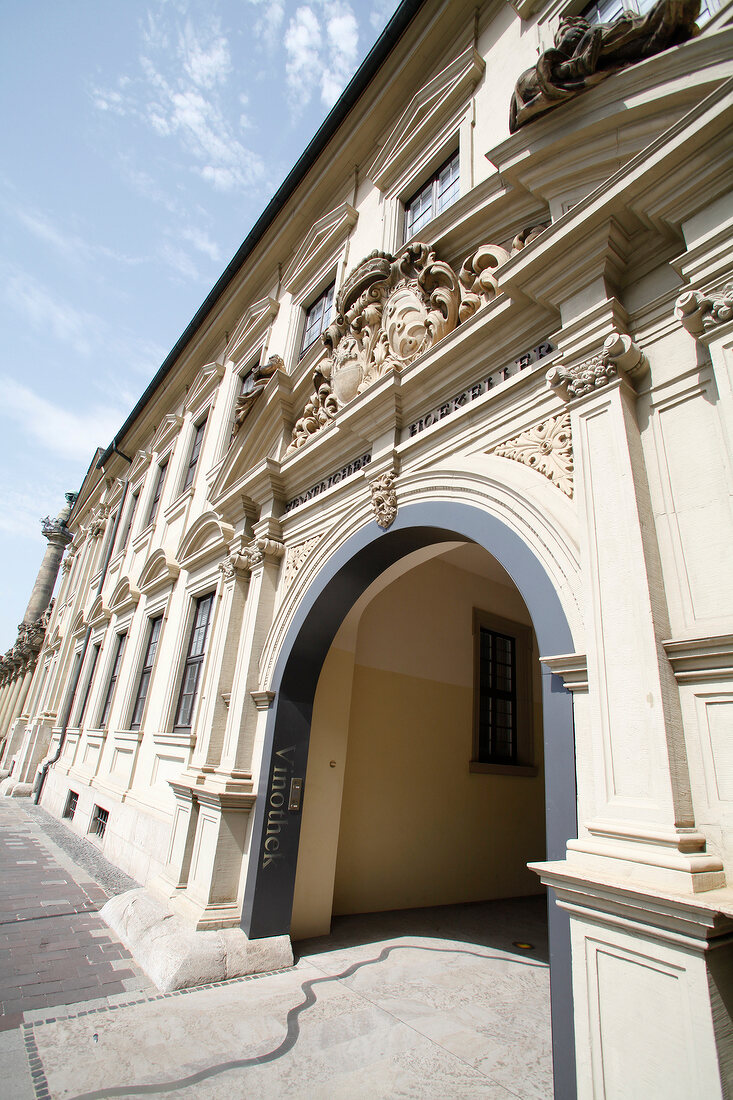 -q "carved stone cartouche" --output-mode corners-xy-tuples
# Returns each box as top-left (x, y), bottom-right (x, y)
(509, 0), (700, 133)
